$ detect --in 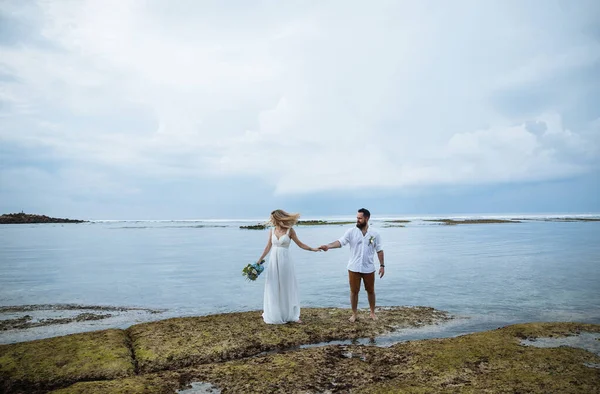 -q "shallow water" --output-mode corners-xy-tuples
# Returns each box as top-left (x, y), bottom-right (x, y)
(1, 215), (599, 343)
(521, 332), (600, 357)
(177, 382), (221, 394)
